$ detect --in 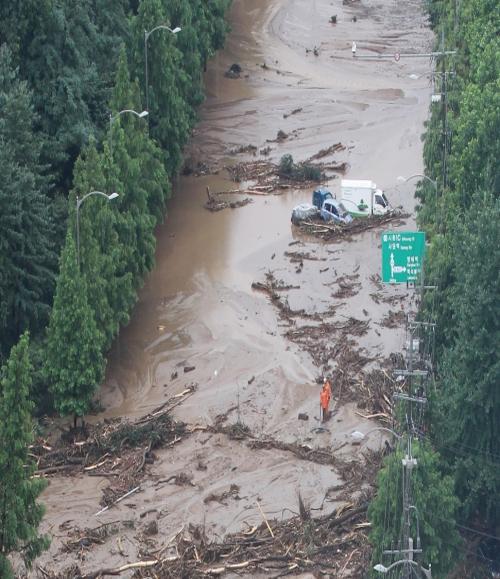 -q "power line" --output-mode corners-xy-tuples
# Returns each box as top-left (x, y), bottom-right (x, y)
(456, 523), (500, 543)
